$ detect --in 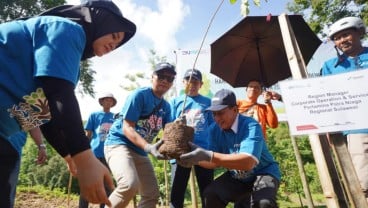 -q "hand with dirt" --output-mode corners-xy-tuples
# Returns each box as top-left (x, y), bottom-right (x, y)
(144, 140), (167, 159)
(73, 150), (114, 206)
(179, 142), (213, 164)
